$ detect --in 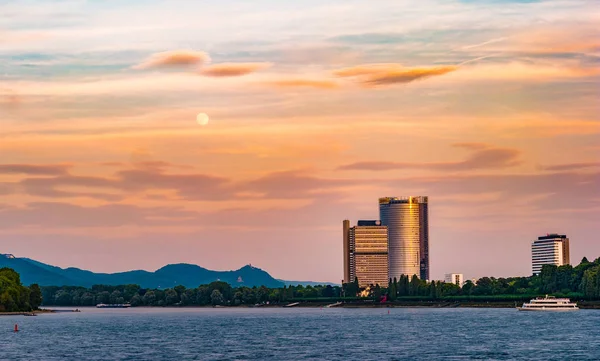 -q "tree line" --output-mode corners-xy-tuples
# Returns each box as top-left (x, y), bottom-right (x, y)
(0, 268), (42, 312)
(40, 281), (344, 307)
(347, 257), (600, 301)
(7, 257), (600, 309)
